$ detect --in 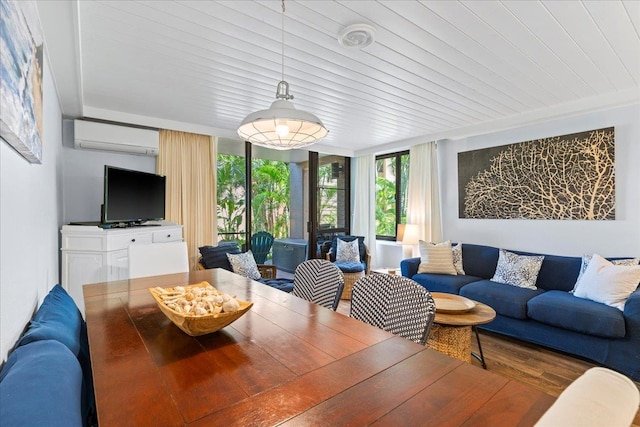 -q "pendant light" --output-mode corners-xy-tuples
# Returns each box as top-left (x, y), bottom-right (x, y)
(237, 0), (328, 150)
